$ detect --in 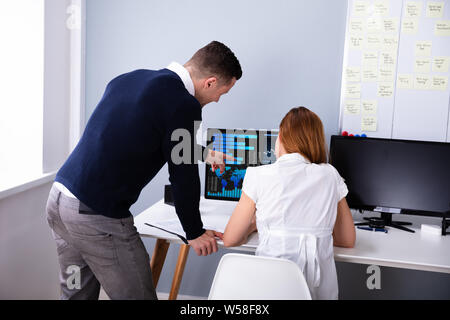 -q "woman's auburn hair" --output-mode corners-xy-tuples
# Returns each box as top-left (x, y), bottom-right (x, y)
(279, 106), (328, 164)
